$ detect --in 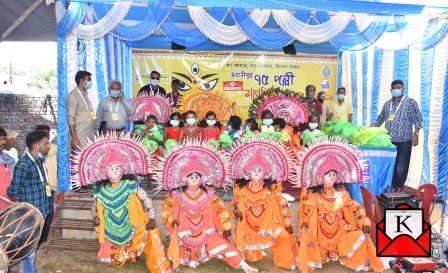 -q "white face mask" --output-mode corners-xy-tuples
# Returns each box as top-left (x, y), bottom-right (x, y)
(206, 120), (216, 126)
(309, 123), (319, 130)
(186, 118), (196, 125)
(170, 120), (180, 127)
(149, 126), (159, 132)
(150, 79), (160, 86)
(263, 119), (273, 126)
